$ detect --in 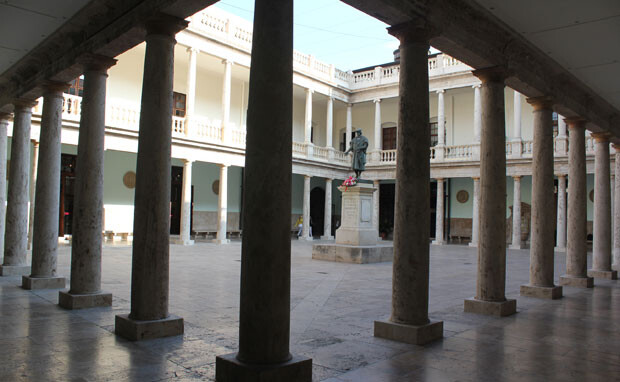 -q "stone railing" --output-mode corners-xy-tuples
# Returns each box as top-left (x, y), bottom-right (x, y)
(186, 8), (471, 92)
